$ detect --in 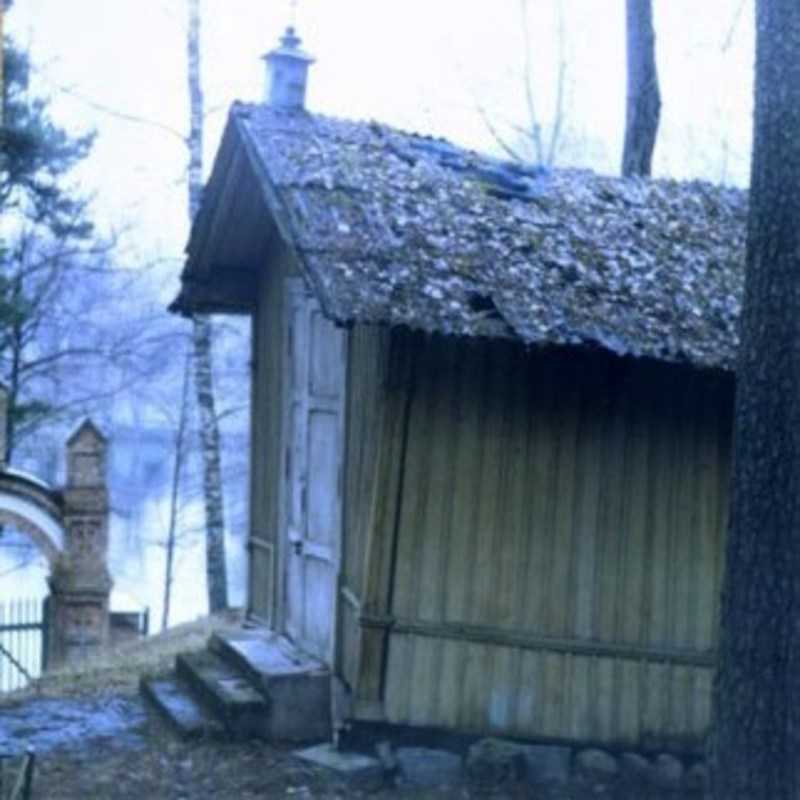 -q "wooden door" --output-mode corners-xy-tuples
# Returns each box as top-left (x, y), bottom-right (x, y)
(282, 281), (346, 662)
